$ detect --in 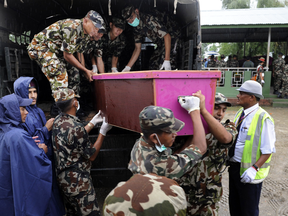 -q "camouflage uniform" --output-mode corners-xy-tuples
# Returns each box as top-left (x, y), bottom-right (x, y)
(207, 60), (218, 68)
(229, 59), (239, 67)
(273, 57), (285, 92)
(218, 59), (227, 67)
(256, 64), (264, 85)
(279, 64), (288, 98)
(94, 18), (126, 72)
(179, 122), (237, 216)
(27, 11), (105, 100)
(123, 7), (181, 70)
(52, 89), (100, 216)
(103, 174), (187, 216)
